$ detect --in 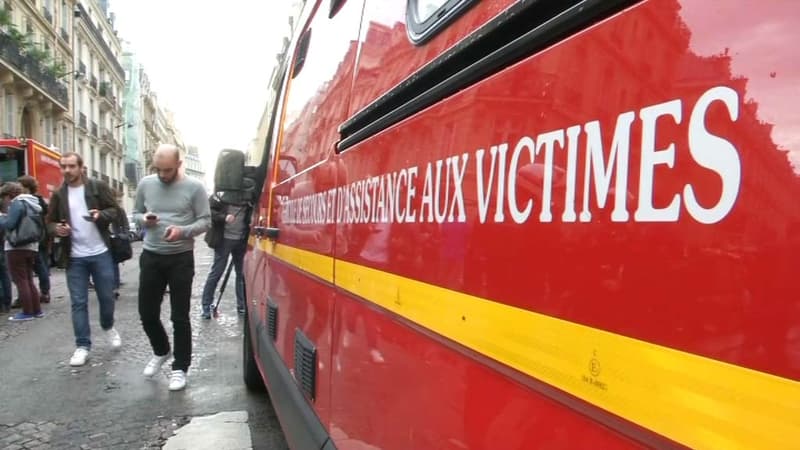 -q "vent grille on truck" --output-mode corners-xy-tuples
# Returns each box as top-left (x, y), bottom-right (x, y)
(294, 330), (317, 401)
(267, 301), (278, 341)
